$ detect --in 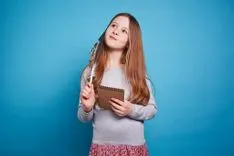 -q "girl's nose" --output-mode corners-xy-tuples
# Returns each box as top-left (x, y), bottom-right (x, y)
(113, 28), (119, 35)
